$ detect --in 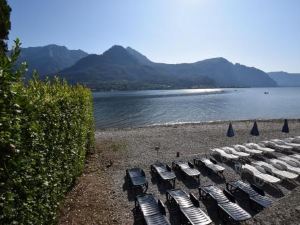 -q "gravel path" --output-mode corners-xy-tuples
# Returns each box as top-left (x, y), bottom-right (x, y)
(58, 119), (300, 225)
